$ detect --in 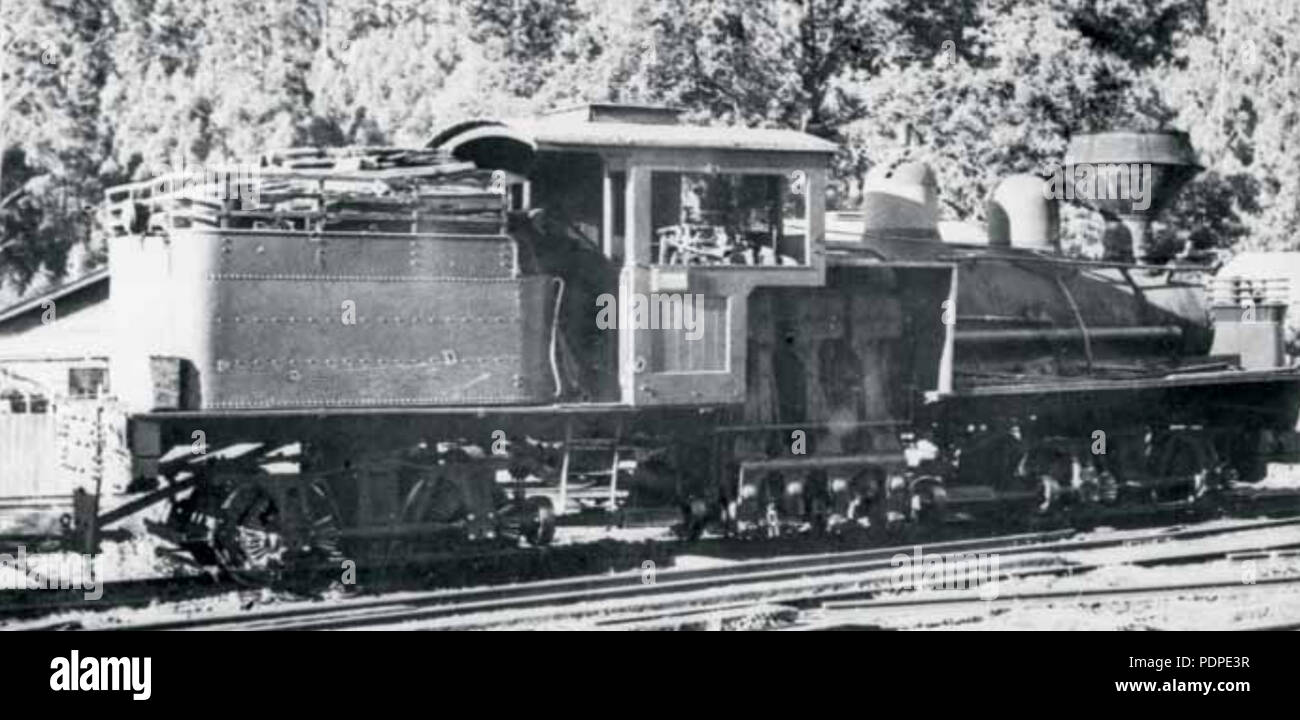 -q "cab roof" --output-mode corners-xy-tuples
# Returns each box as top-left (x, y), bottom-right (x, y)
(428, 104), (838, 172)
